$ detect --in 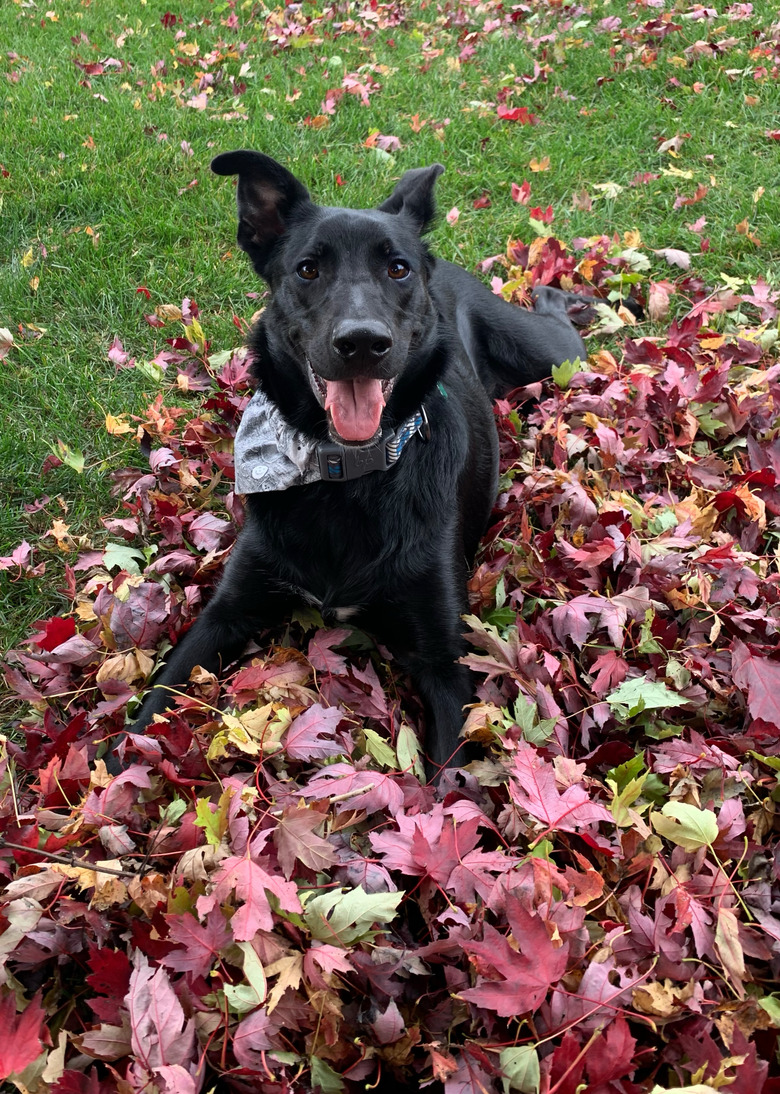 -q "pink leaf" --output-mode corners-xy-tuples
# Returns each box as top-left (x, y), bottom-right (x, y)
(126, 961), (196, 1071)
(197, 855), (302, 941)
(284, 703), (349, 760)
(731, 640), (780, 729)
